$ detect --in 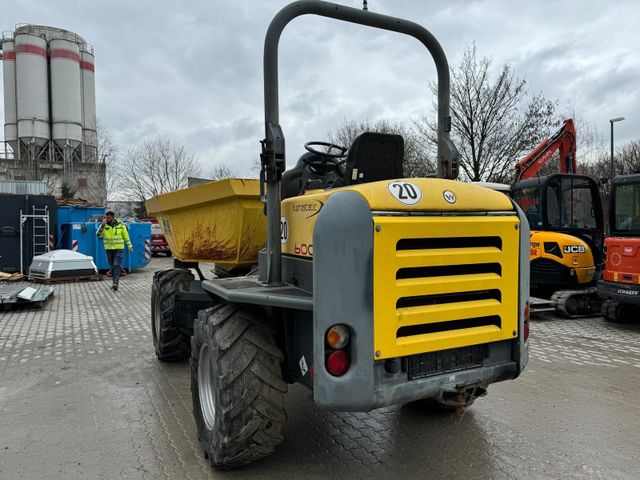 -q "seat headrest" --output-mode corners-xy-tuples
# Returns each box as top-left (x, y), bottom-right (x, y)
(345, 132), (404, 185)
